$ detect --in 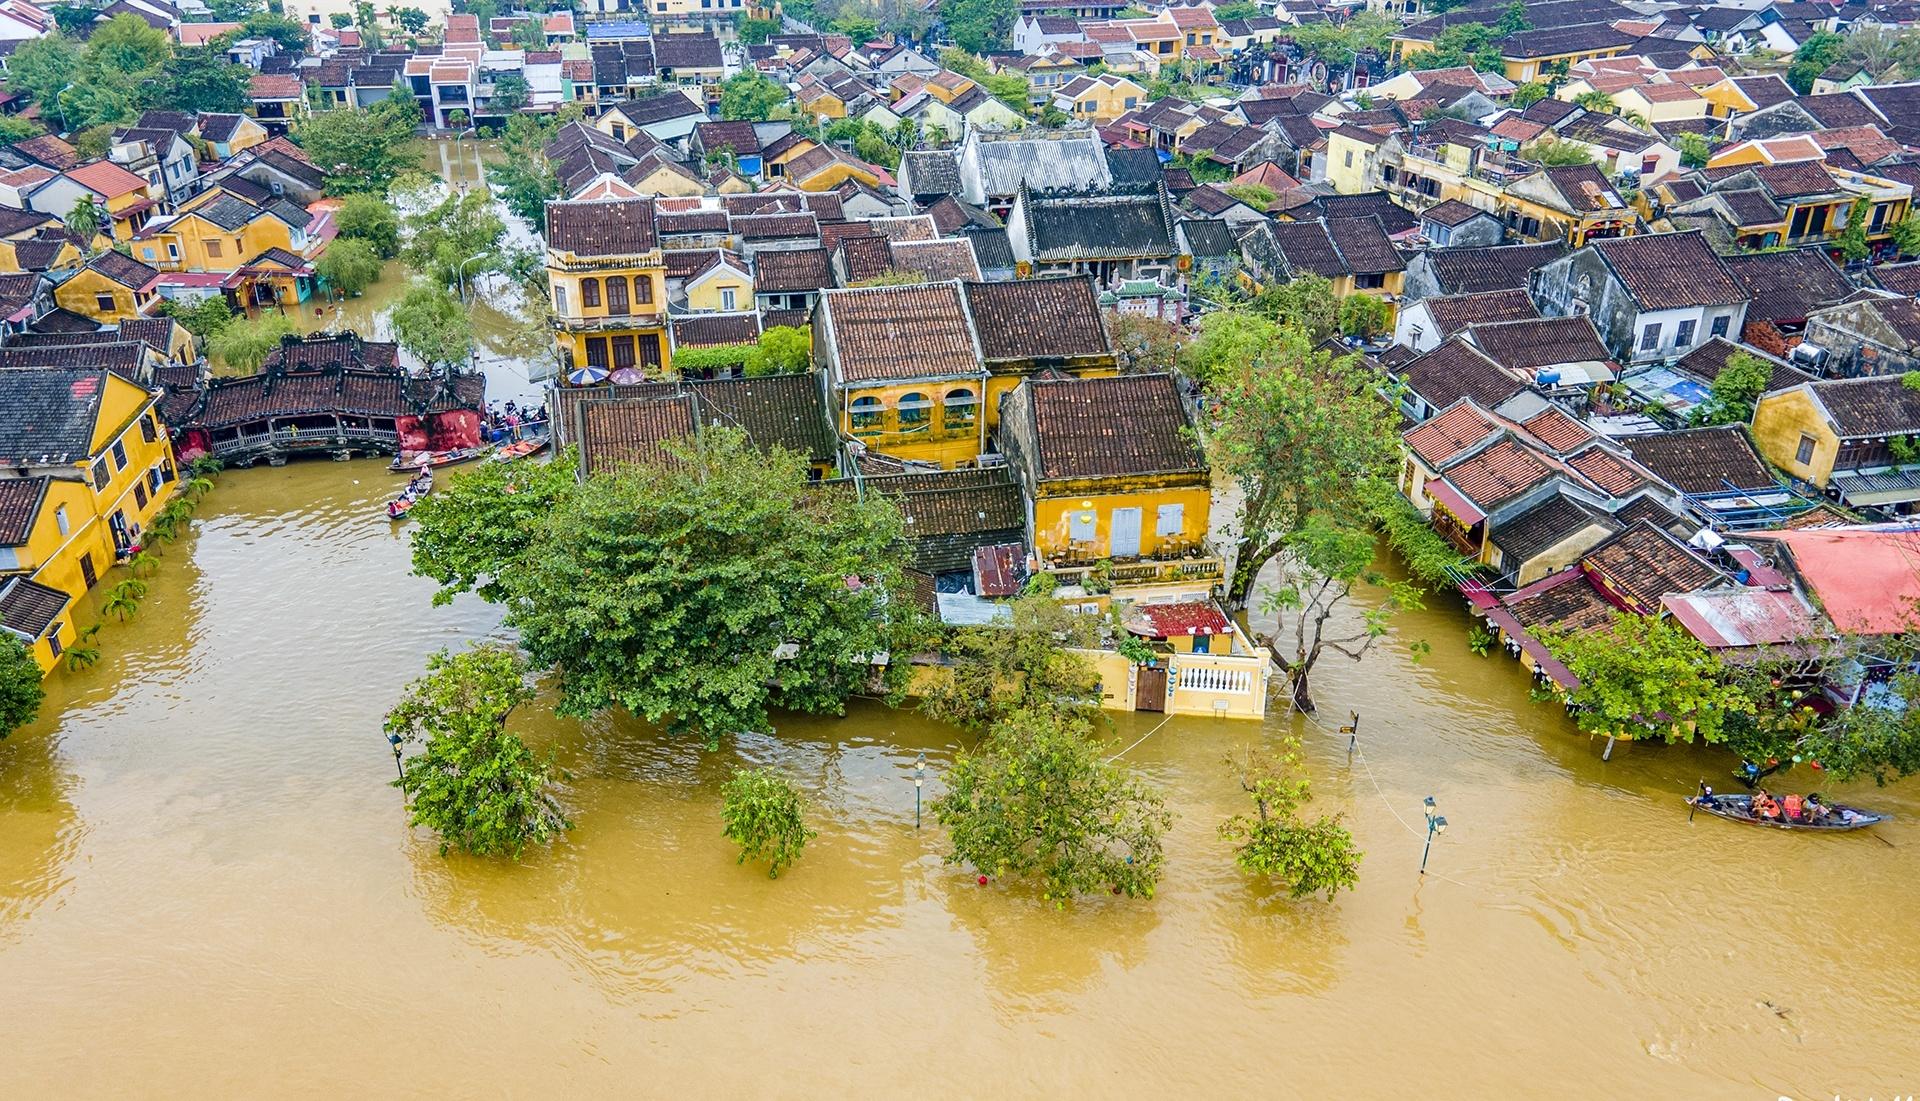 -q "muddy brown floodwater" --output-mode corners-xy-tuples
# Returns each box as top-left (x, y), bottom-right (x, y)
(2, 460), (1917, 1098)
